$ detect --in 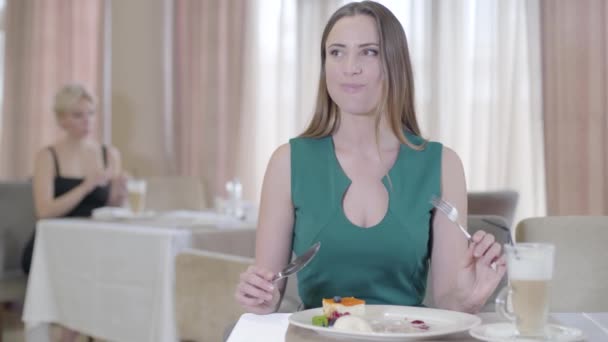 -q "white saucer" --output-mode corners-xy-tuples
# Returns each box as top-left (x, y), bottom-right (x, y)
(92, 207), (156, 220)
(469, 322), (585, 341)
